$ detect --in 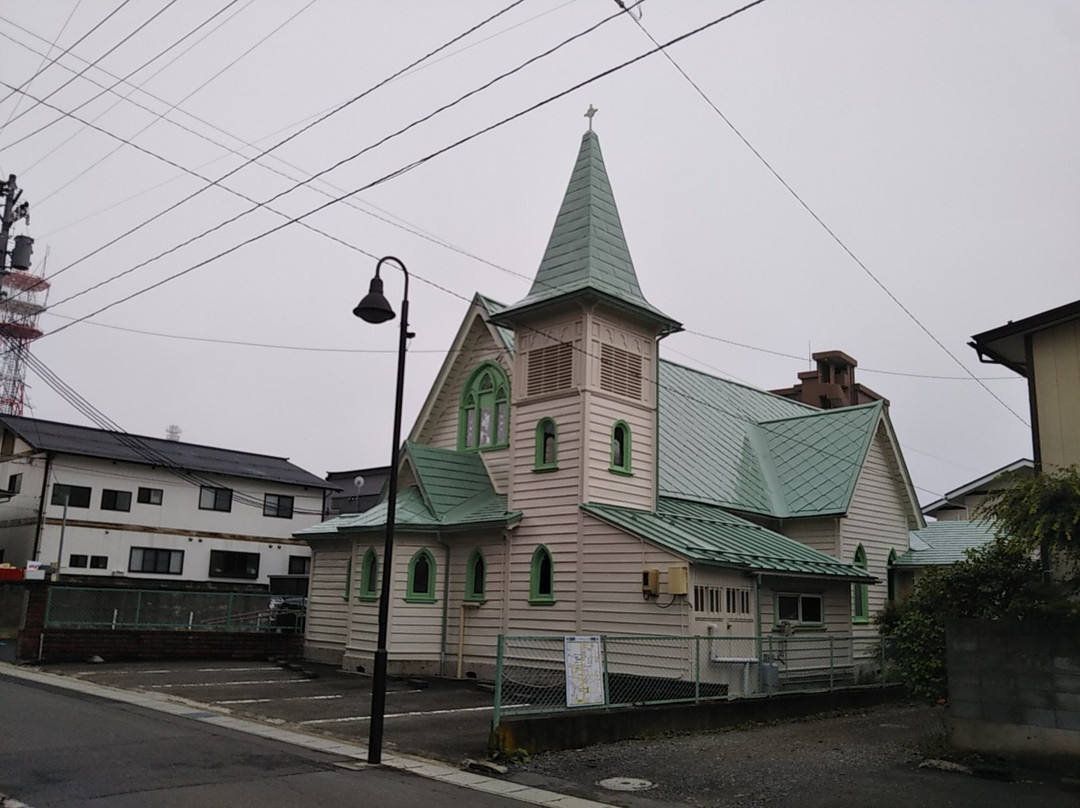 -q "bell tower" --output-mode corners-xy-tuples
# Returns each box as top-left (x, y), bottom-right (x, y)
(492, 127), (680, 514)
